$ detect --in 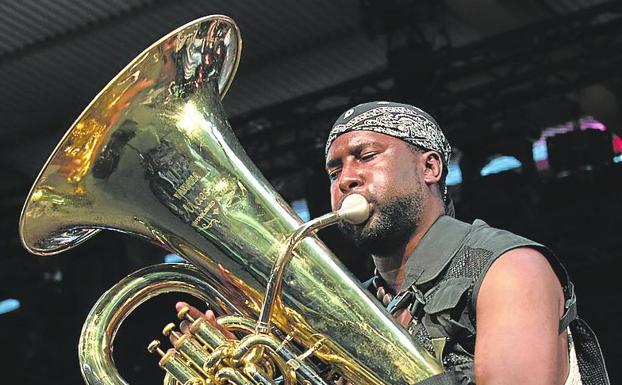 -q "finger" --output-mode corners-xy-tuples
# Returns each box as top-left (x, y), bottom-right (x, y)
(175, 301), (188, 313)
(176, 301), (205, 320)
(180, 320), (191, 334)
(205, 309), (236, 339)
(175, 303), (237, 340)
(169, 331), (179, 345)
(204, 309), (217, 321)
